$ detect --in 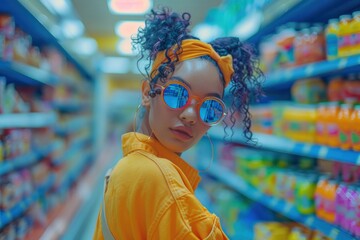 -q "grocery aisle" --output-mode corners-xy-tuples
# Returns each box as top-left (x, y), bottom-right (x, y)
(2, 0), (360, 240)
